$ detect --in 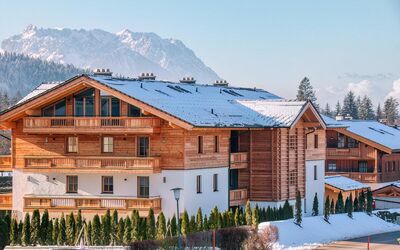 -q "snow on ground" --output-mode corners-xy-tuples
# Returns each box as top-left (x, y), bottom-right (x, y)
(259, 212), (400, 250)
